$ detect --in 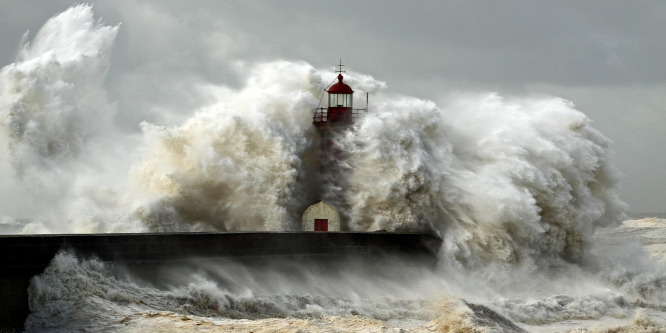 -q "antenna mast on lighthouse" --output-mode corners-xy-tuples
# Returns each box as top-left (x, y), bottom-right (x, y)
(336, 58), (345, 75)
